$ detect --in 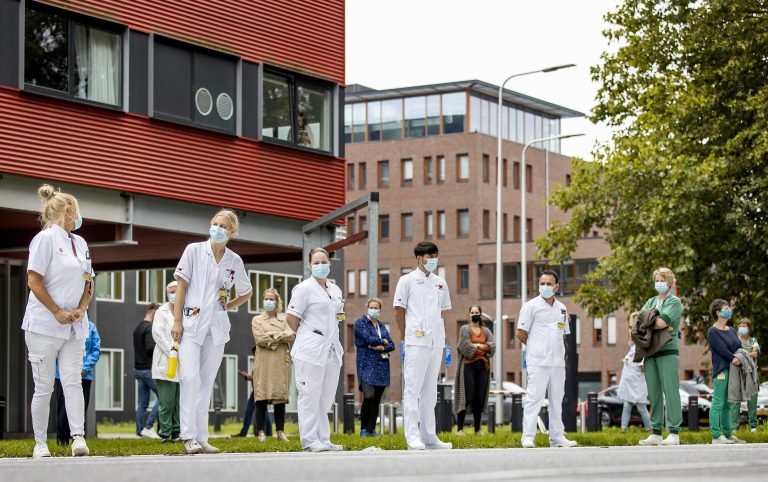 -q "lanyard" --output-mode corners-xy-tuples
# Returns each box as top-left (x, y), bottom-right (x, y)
(374, 321), (382, 340)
